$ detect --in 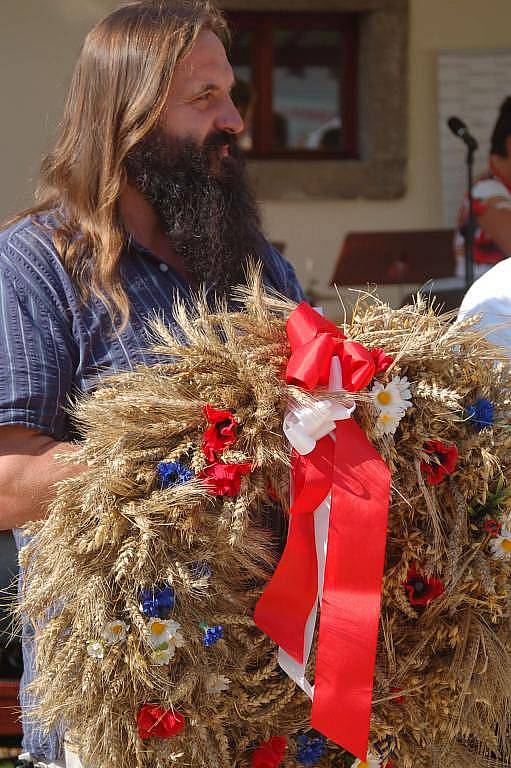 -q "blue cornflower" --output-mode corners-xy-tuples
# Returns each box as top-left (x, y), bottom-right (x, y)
(466, 398), (494, 431)
(296, 733), (326, 766)
(157, 460), (194, 489)
(200, 623), (223, 646)
(139, 584), (175, 618)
